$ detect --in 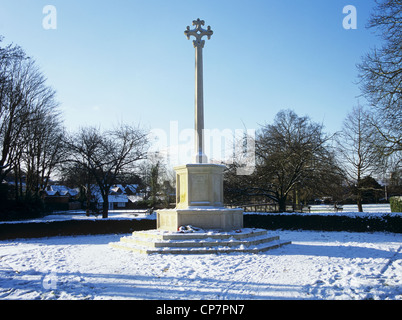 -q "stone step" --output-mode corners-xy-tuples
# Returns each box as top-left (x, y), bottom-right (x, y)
(110, 239), (291, 255)
(120, 234), (280, 249)
(109, 228), (291, 255)
(132, 228), (268, 241)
